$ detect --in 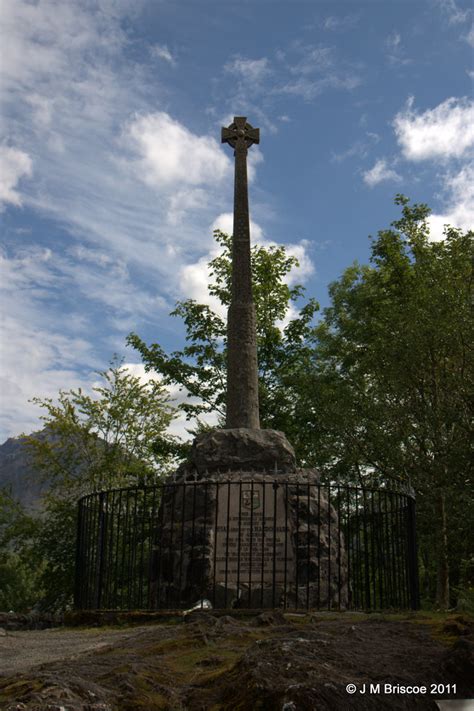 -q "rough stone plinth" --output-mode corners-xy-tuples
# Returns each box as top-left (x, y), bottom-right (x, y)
(179, 428), (296, 476)
(152, 467), (348, 610)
